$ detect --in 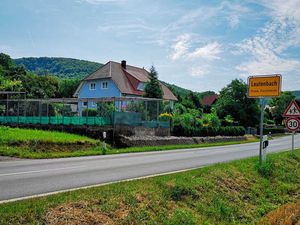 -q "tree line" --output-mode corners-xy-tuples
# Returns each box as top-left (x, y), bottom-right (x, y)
(0, 53), (80, 98)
